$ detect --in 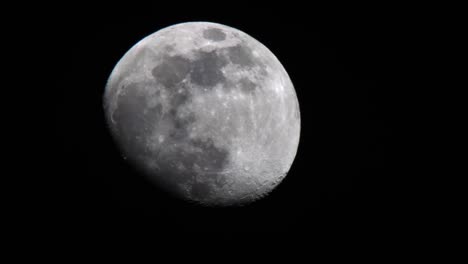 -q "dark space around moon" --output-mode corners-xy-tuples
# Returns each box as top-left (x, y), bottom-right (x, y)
(48, 6), (402, 241)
